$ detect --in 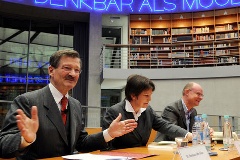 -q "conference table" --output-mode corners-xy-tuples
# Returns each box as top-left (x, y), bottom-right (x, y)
(41, 143), (240, 160)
